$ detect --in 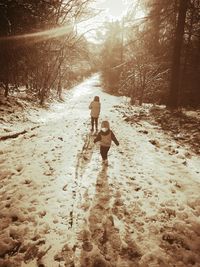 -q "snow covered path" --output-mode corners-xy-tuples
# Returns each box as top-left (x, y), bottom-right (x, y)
(0, 74), (200, 267)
